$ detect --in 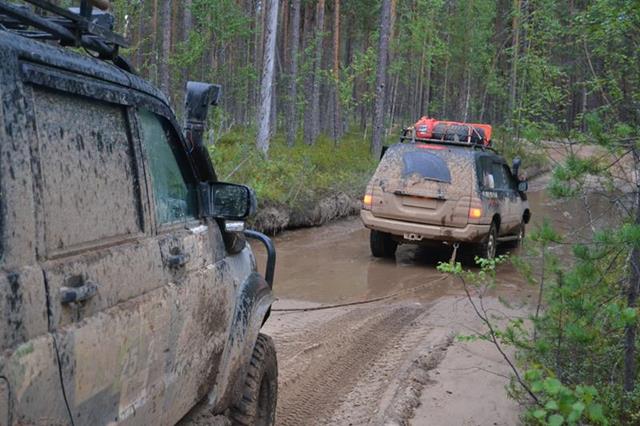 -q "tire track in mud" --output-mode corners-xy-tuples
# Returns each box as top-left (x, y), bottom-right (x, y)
(269, 303), (430, 426)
